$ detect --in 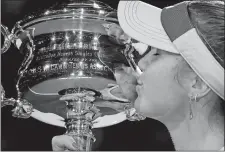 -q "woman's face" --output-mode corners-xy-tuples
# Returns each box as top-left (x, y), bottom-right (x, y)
(135, 47), (190, 120)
